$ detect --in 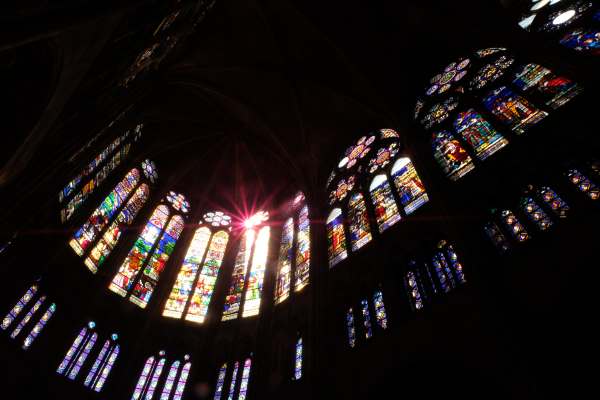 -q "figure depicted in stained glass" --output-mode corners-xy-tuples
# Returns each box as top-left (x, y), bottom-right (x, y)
(57, 322), (98, 381)
(327, 208), (348, 267)
(84, 333), (119, 392)
(560, 28), (600, 54)
(501, 210), (530, 242)
(391, 157), (429, 215)
(242, 226), (270, 318)
(373, 291), (388, 329)
(482, 86), (547, 134)
(274, 218), (294, 304)
(294, 205), (311, 292)
(405, 269), (424, 311)
(360, 299), (373, 339)
(454, 109), (508, 160)
(222, 230), (255, 321)
(432, 130), (475, 180)
(132, 351), (167, 400)
(346, 309), (356, 347)
(513, 63), (581, 109)
(294, 338), (303, 380)
(369, 175), (401, 232)
(347, 193), (372, 251)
